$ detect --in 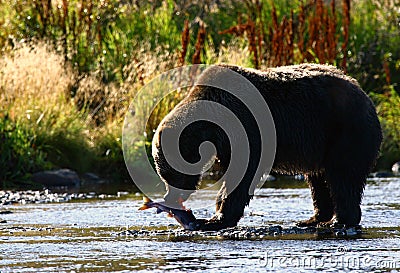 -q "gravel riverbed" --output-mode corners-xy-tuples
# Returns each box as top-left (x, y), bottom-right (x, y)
(0, 189), (123, 206)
